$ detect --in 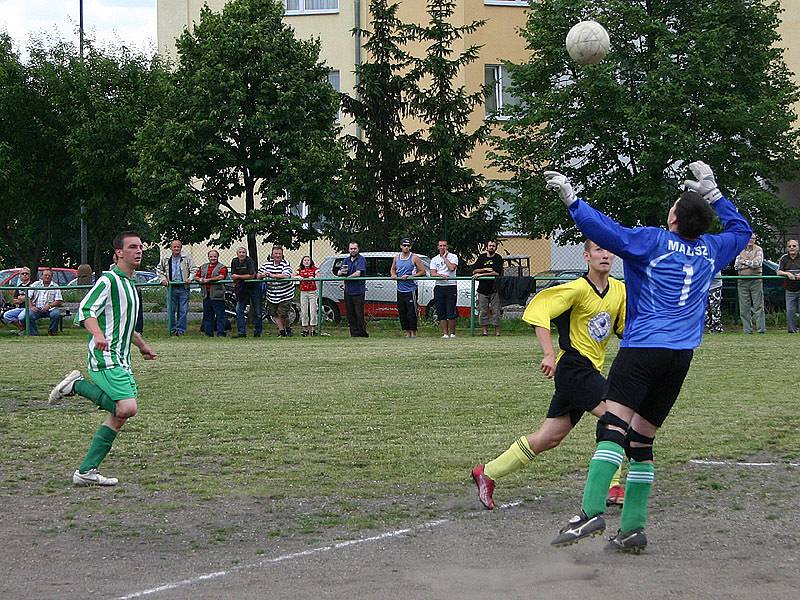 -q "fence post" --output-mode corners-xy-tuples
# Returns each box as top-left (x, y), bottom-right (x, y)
(317, 279), (324, 335)
(165, 282), (173, 335)
(469, 277), (476, 336)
